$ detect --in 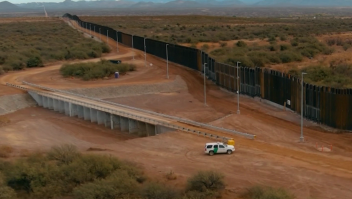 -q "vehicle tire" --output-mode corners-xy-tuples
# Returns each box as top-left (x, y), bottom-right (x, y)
(209, 151), (214, 156)
(227, 150), (232, 154)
